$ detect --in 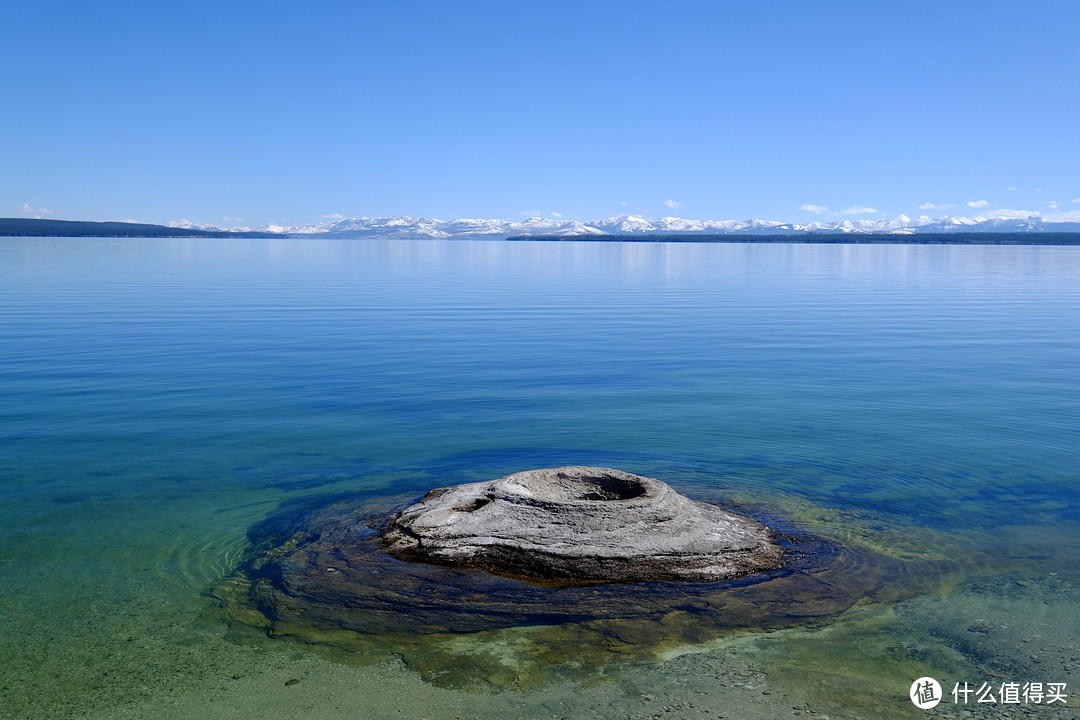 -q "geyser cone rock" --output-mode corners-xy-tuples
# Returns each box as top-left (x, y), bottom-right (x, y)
(240, 467), (920, 637)
(381, 467), (784, 582)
